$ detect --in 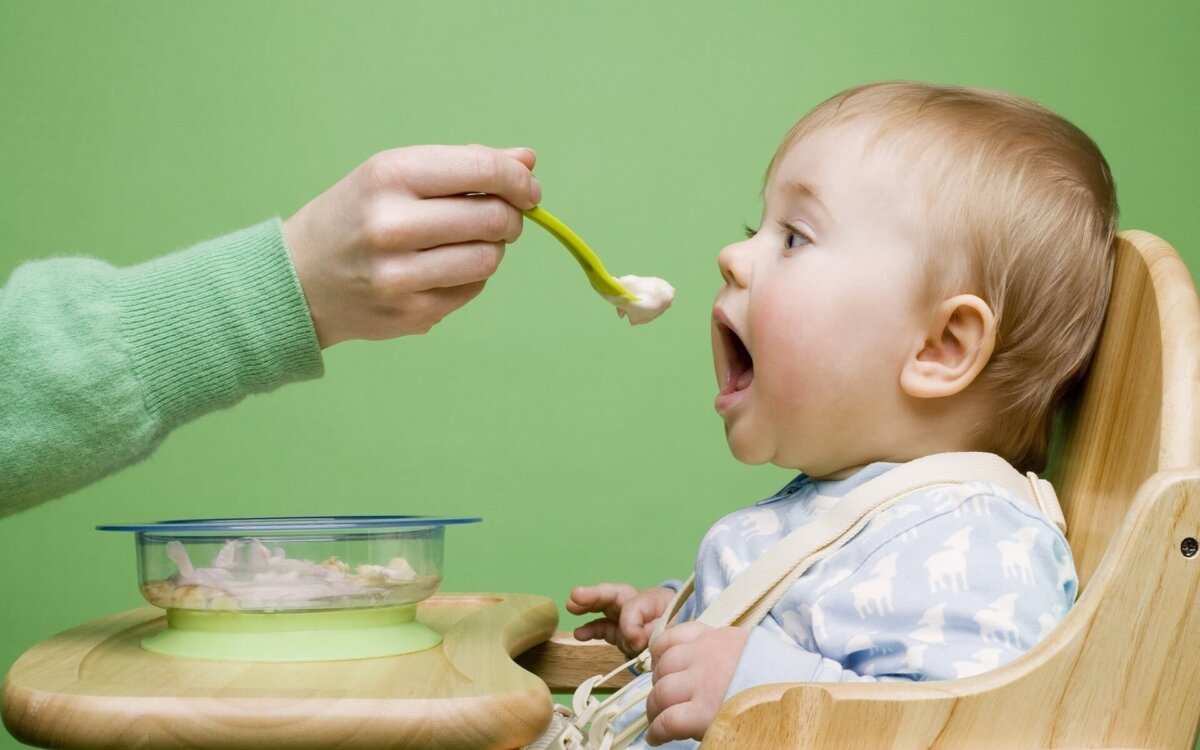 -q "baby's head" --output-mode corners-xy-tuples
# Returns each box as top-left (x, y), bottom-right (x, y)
(711, 81), (1116, 478)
